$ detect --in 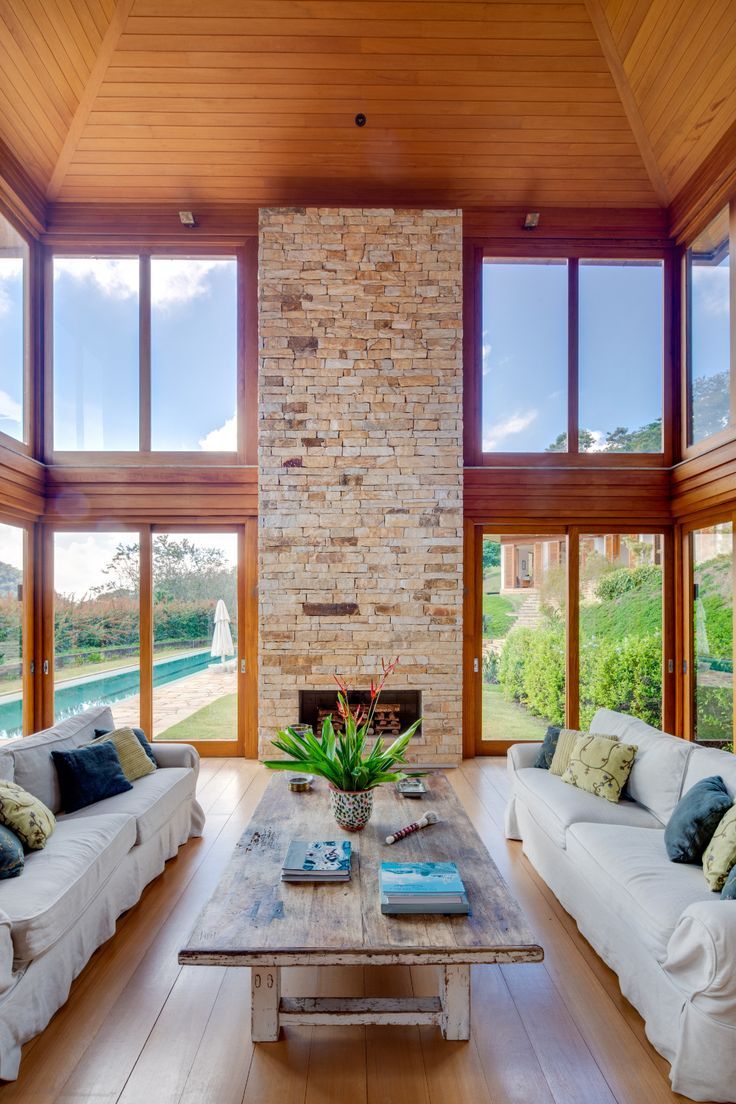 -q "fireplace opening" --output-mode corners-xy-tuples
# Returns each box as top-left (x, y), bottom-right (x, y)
(299, 689), (422, 739)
